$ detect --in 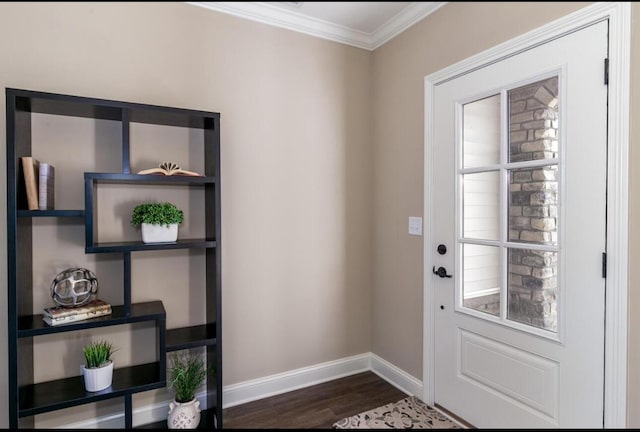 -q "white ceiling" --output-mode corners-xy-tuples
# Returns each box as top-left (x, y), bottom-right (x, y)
(275, 2), (414, 33)
(189, 2), (447, 50)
